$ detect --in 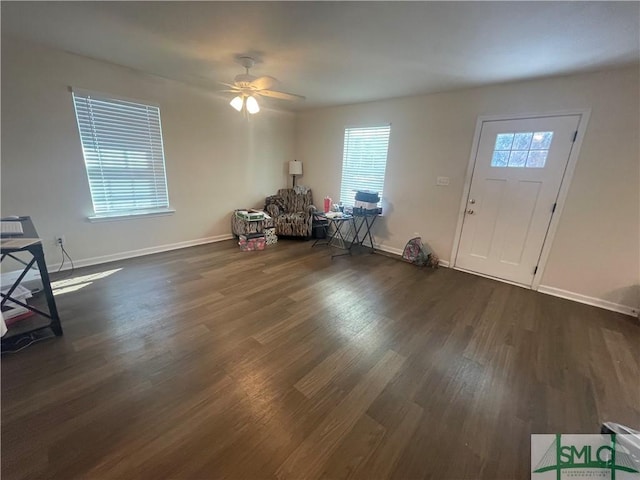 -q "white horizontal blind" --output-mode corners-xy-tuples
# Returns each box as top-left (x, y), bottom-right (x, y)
(340, 125), (391, 207)
(72, 92), (170, 216)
